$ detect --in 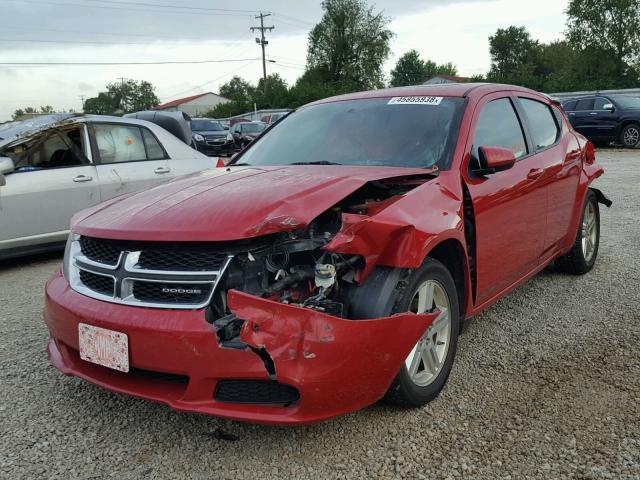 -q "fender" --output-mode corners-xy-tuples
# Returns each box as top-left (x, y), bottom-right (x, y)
(562, 160), (611, 256)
